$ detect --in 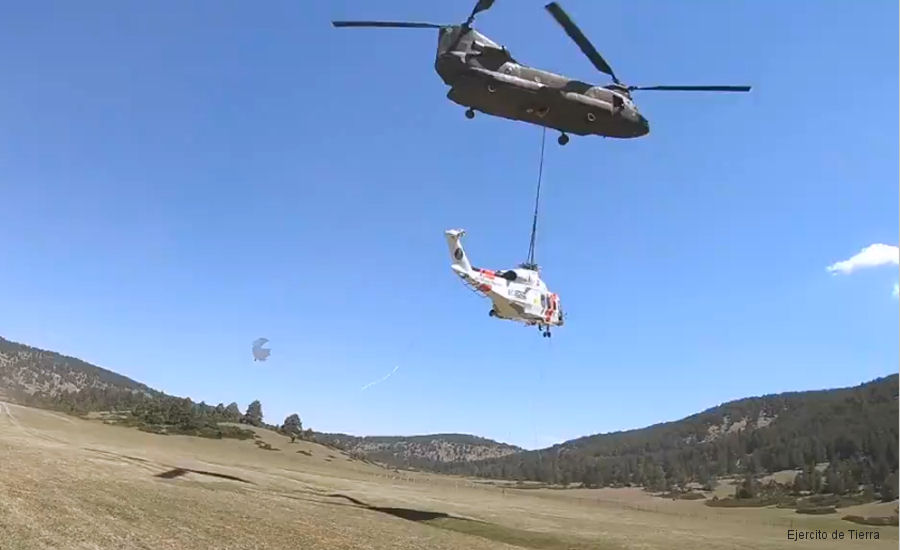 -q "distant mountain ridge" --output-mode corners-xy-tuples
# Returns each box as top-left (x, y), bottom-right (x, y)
(320, 377), (898, 486)
(0, 336), (155, 398)
(554, 376), (897, 455)
(0, 336), (522, 461)
(0, 335), (896, 493)
(430, 374), (899, 492)
(313, 432), (522, 468)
